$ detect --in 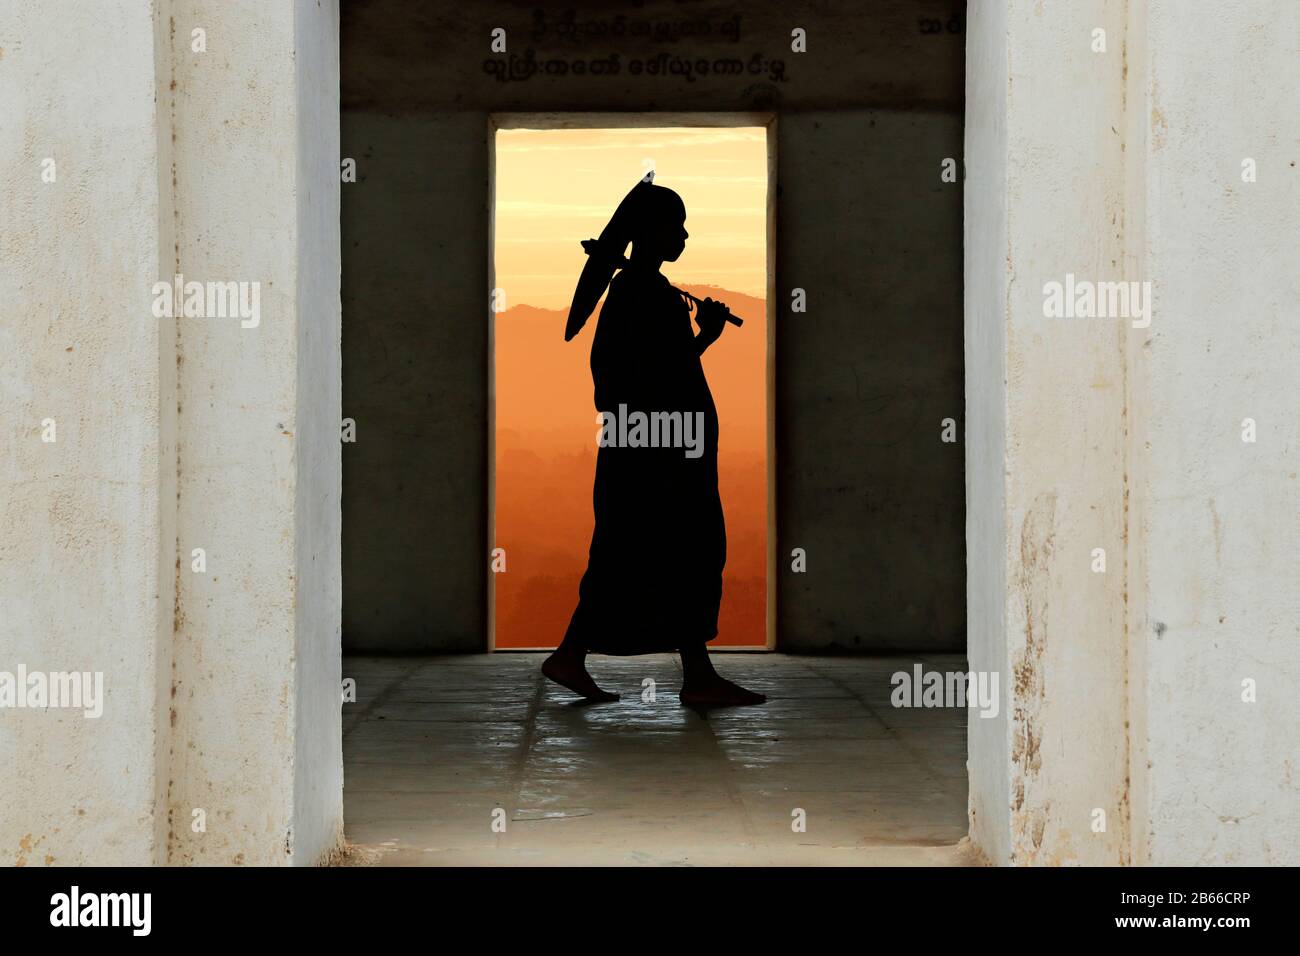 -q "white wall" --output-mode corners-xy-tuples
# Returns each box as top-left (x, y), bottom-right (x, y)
(963, 0), (1011, 865)
(967, 0), (1135, 865)
(0, 0), (175, 866)
(292, 0), (345, 865)
(1129, 0), (1300, 865)
(969, 0), (1300, 866)
(167, 0), (342, 866)
(1, 0), (342, 866)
